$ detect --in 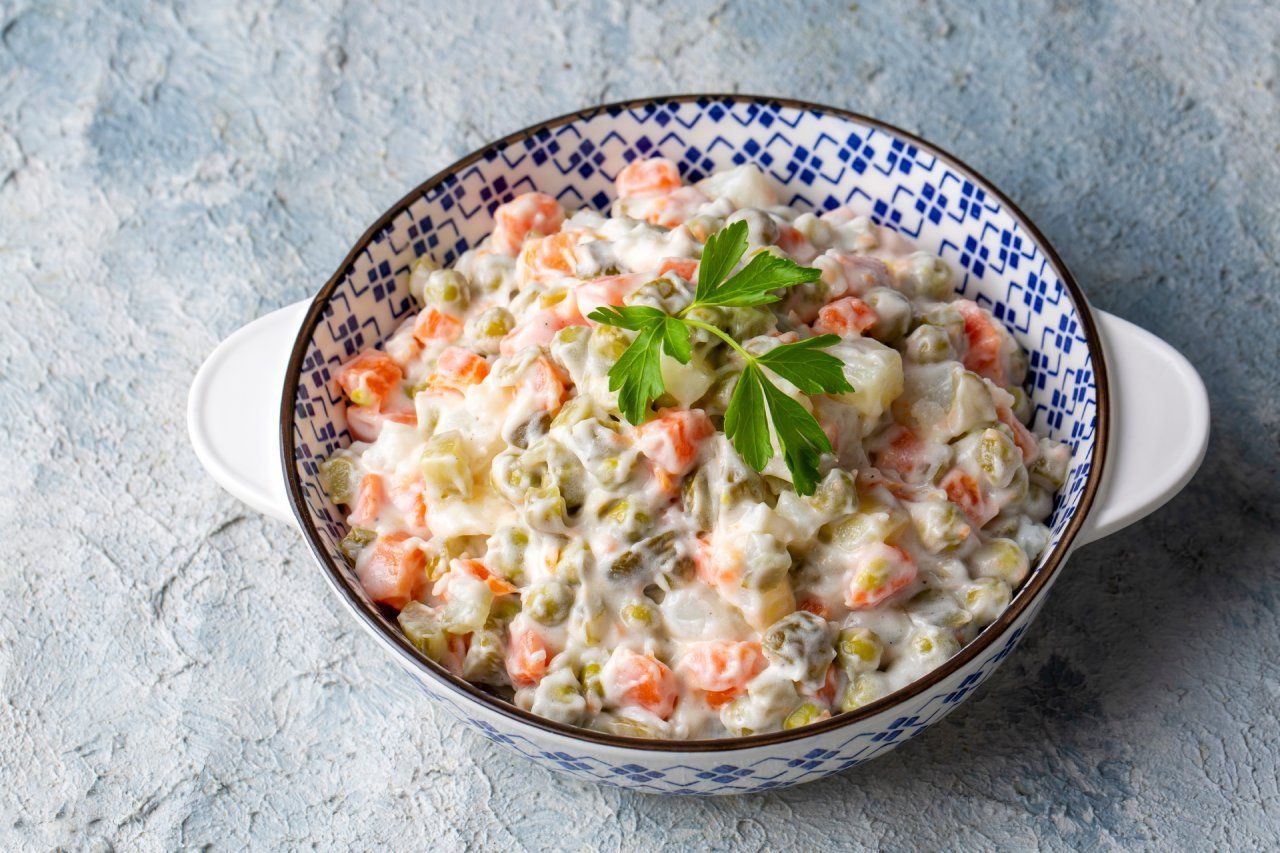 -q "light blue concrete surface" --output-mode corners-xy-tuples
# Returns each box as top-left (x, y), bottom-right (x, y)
(2, 1), (1277, 849)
